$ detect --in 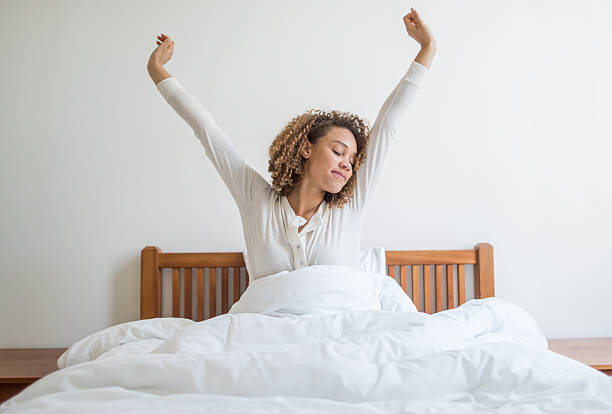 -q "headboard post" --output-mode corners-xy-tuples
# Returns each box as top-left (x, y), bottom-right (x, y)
(474, 242), (495, 298)
(141, 246), (162, 319)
